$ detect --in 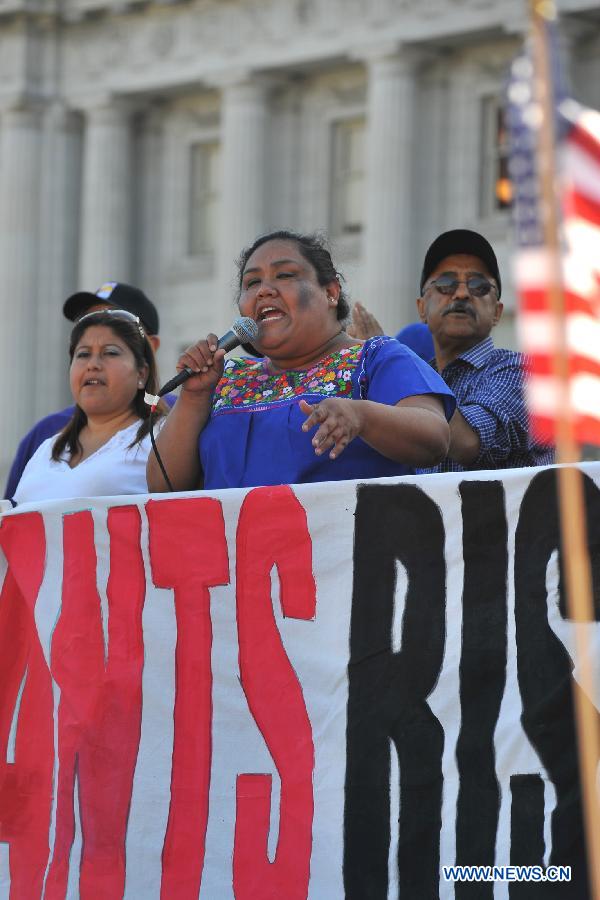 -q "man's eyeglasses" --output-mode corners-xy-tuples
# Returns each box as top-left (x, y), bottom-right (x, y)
(427, 276), (497, 298)
(76, 308), (146, 340)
